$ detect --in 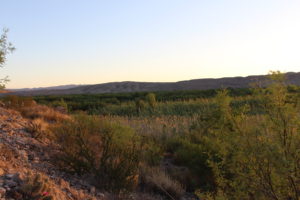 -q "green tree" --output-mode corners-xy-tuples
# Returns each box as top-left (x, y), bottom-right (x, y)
(0, 29), (15, 89)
